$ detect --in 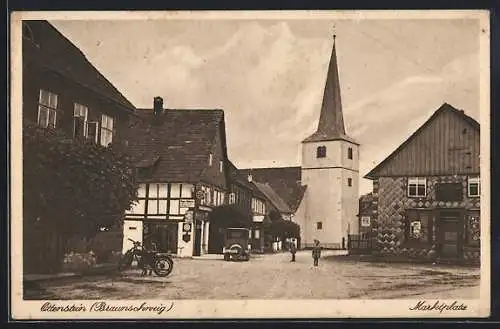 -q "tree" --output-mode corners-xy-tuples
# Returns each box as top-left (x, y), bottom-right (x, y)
(23, 123), (138, 273)
(208, 204), (252, 229)
(269, 219), (300, 240)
